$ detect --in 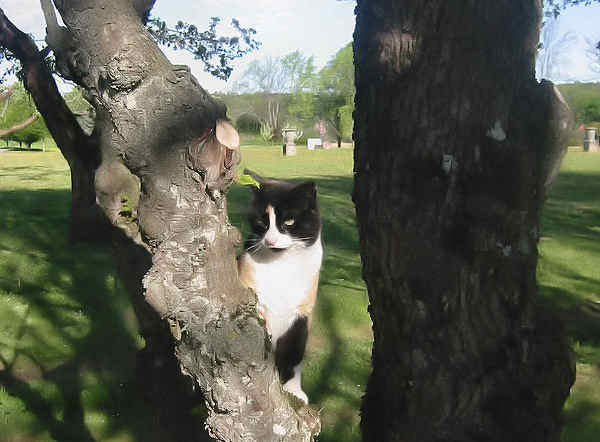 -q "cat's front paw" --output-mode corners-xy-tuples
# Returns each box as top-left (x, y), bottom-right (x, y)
(283, 382), (309, 405)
